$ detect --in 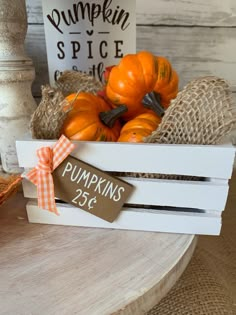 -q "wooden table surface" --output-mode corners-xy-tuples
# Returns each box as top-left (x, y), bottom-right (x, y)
(0, 192), (196, 315)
